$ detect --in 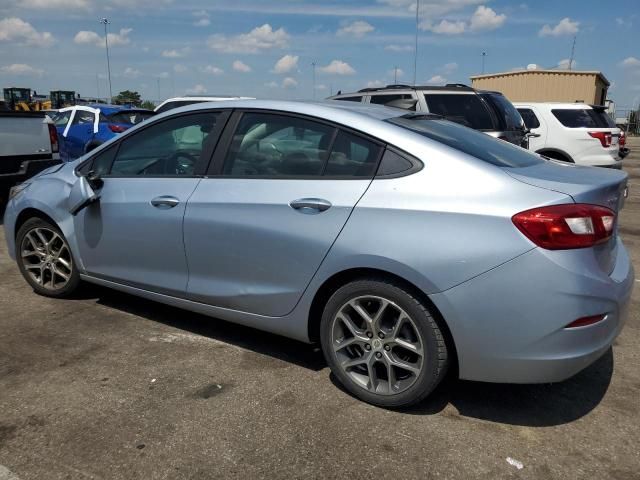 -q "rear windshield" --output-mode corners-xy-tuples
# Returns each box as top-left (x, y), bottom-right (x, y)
(424, 93), (495, 131)
(552, 108), (616, 128)
(481, 93), (524, 131)
(106, 111), (154, 125)
(387, 115), (542, 168)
